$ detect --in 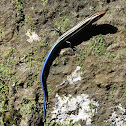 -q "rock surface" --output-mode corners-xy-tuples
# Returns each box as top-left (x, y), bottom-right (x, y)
(0, 0), (126, 126)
